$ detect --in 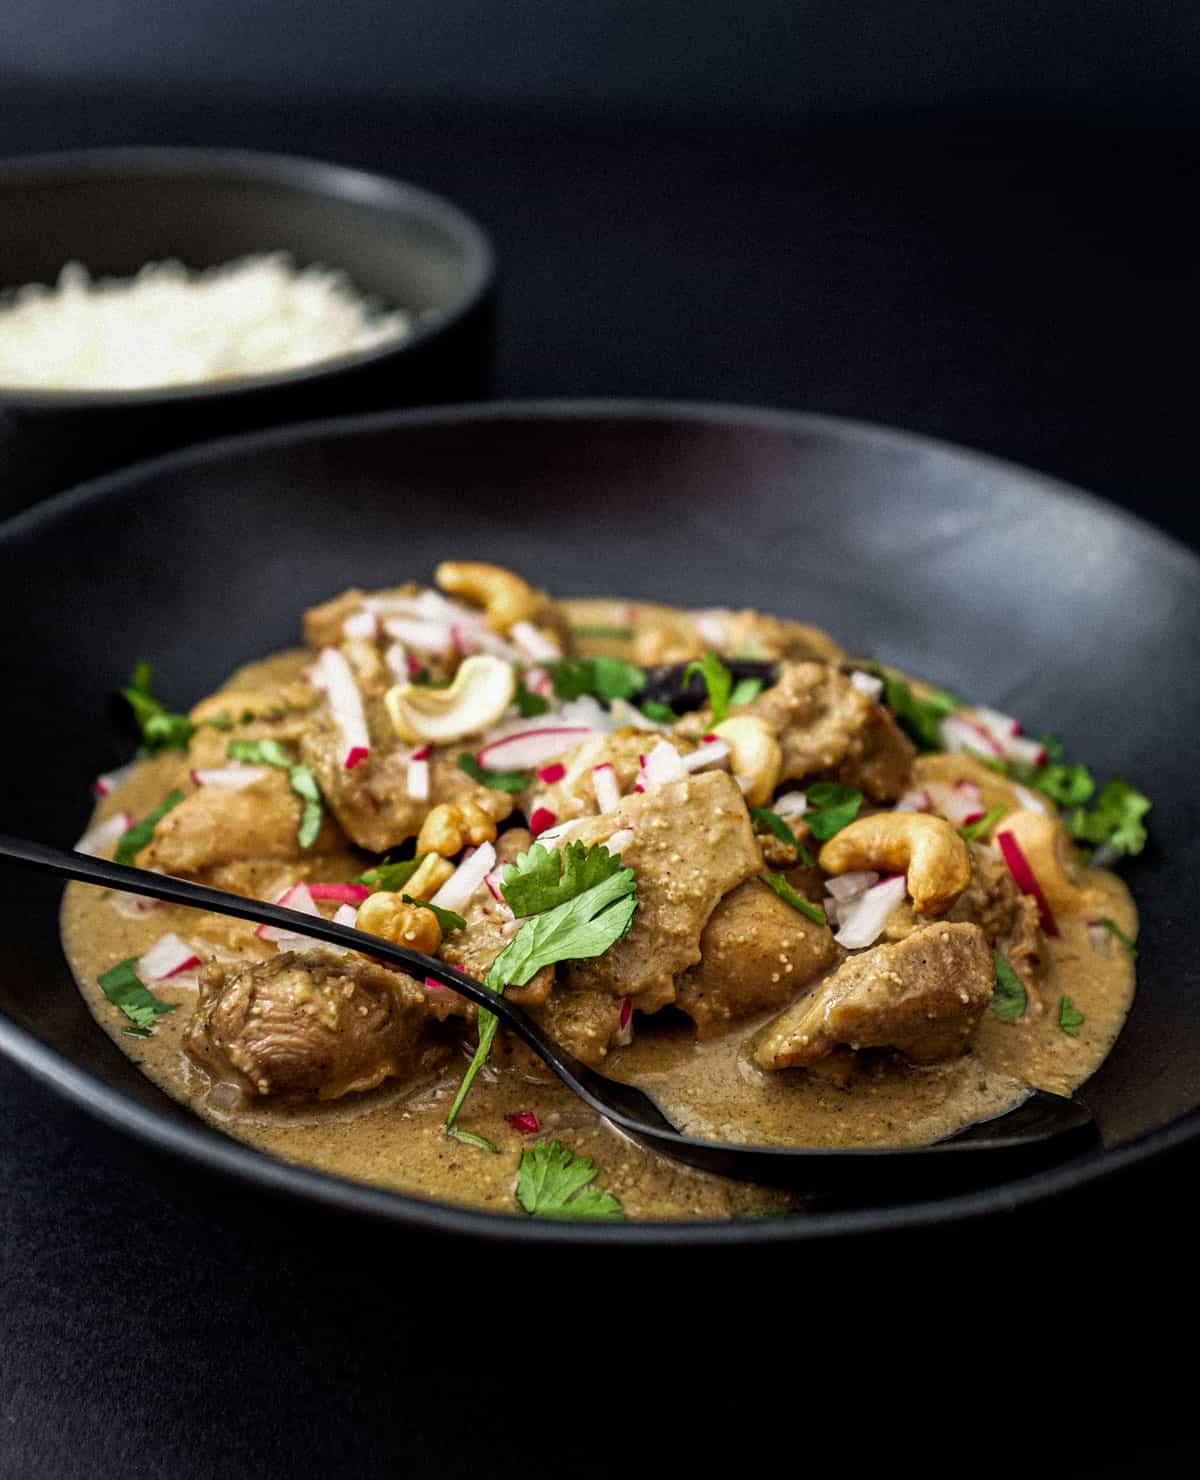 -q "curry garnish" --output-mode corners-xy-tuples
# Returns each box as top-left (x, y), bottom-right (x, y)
(1058, 996), (1085, 1038)
(513, 678), (552, 717)
(443, 843), (638, 1132)
(872, 667), (961, 751)
(550, 656), (647, 704)
(516, 1139), (625, 1221)
(356, 854), (425, 893)
(1065, 779), (1152, 860)
(639, 699), (678, 724)
(682, 651), (733, 724)
(757, 872), (827, 927)
(114, 790), (185, 866)
(991, 952), (1027, 1023)
(803, 783), (863, 841)
(97, 957), (178, 1037)
(729, 676), (764, 706)
(120, 661), (230, 755)
(456, 751), (530, 793)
